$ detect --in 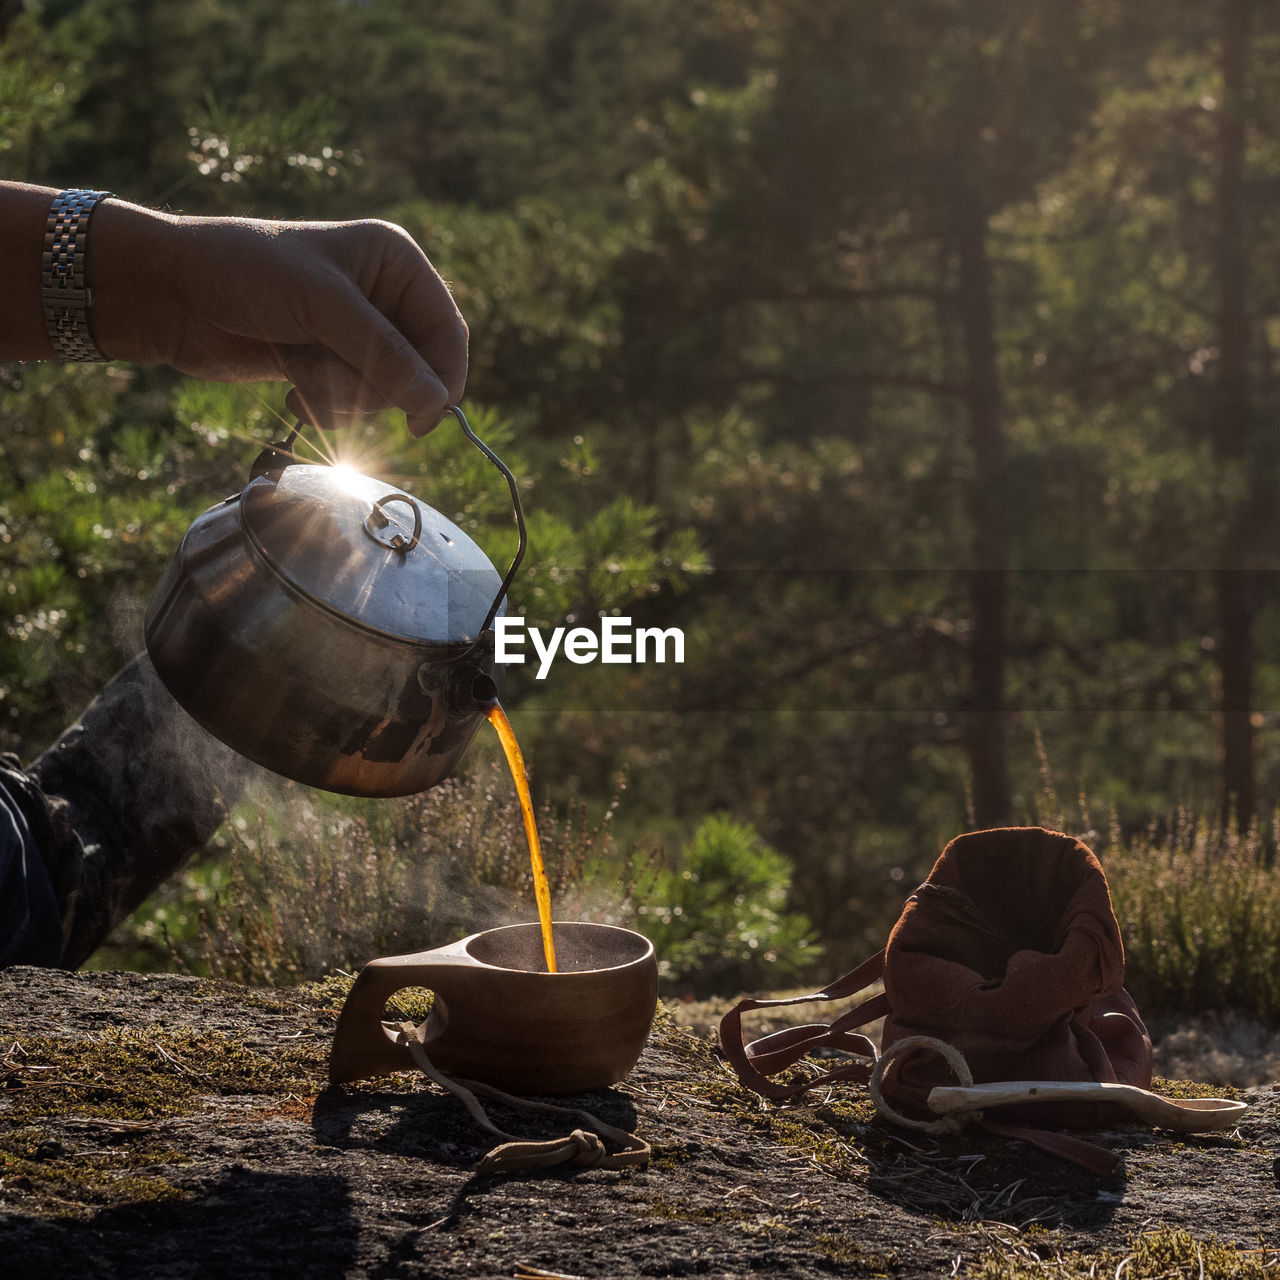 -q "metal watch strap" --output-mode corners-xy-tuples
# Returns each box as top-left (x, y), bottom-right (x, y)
(41, 188), (112, 362)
